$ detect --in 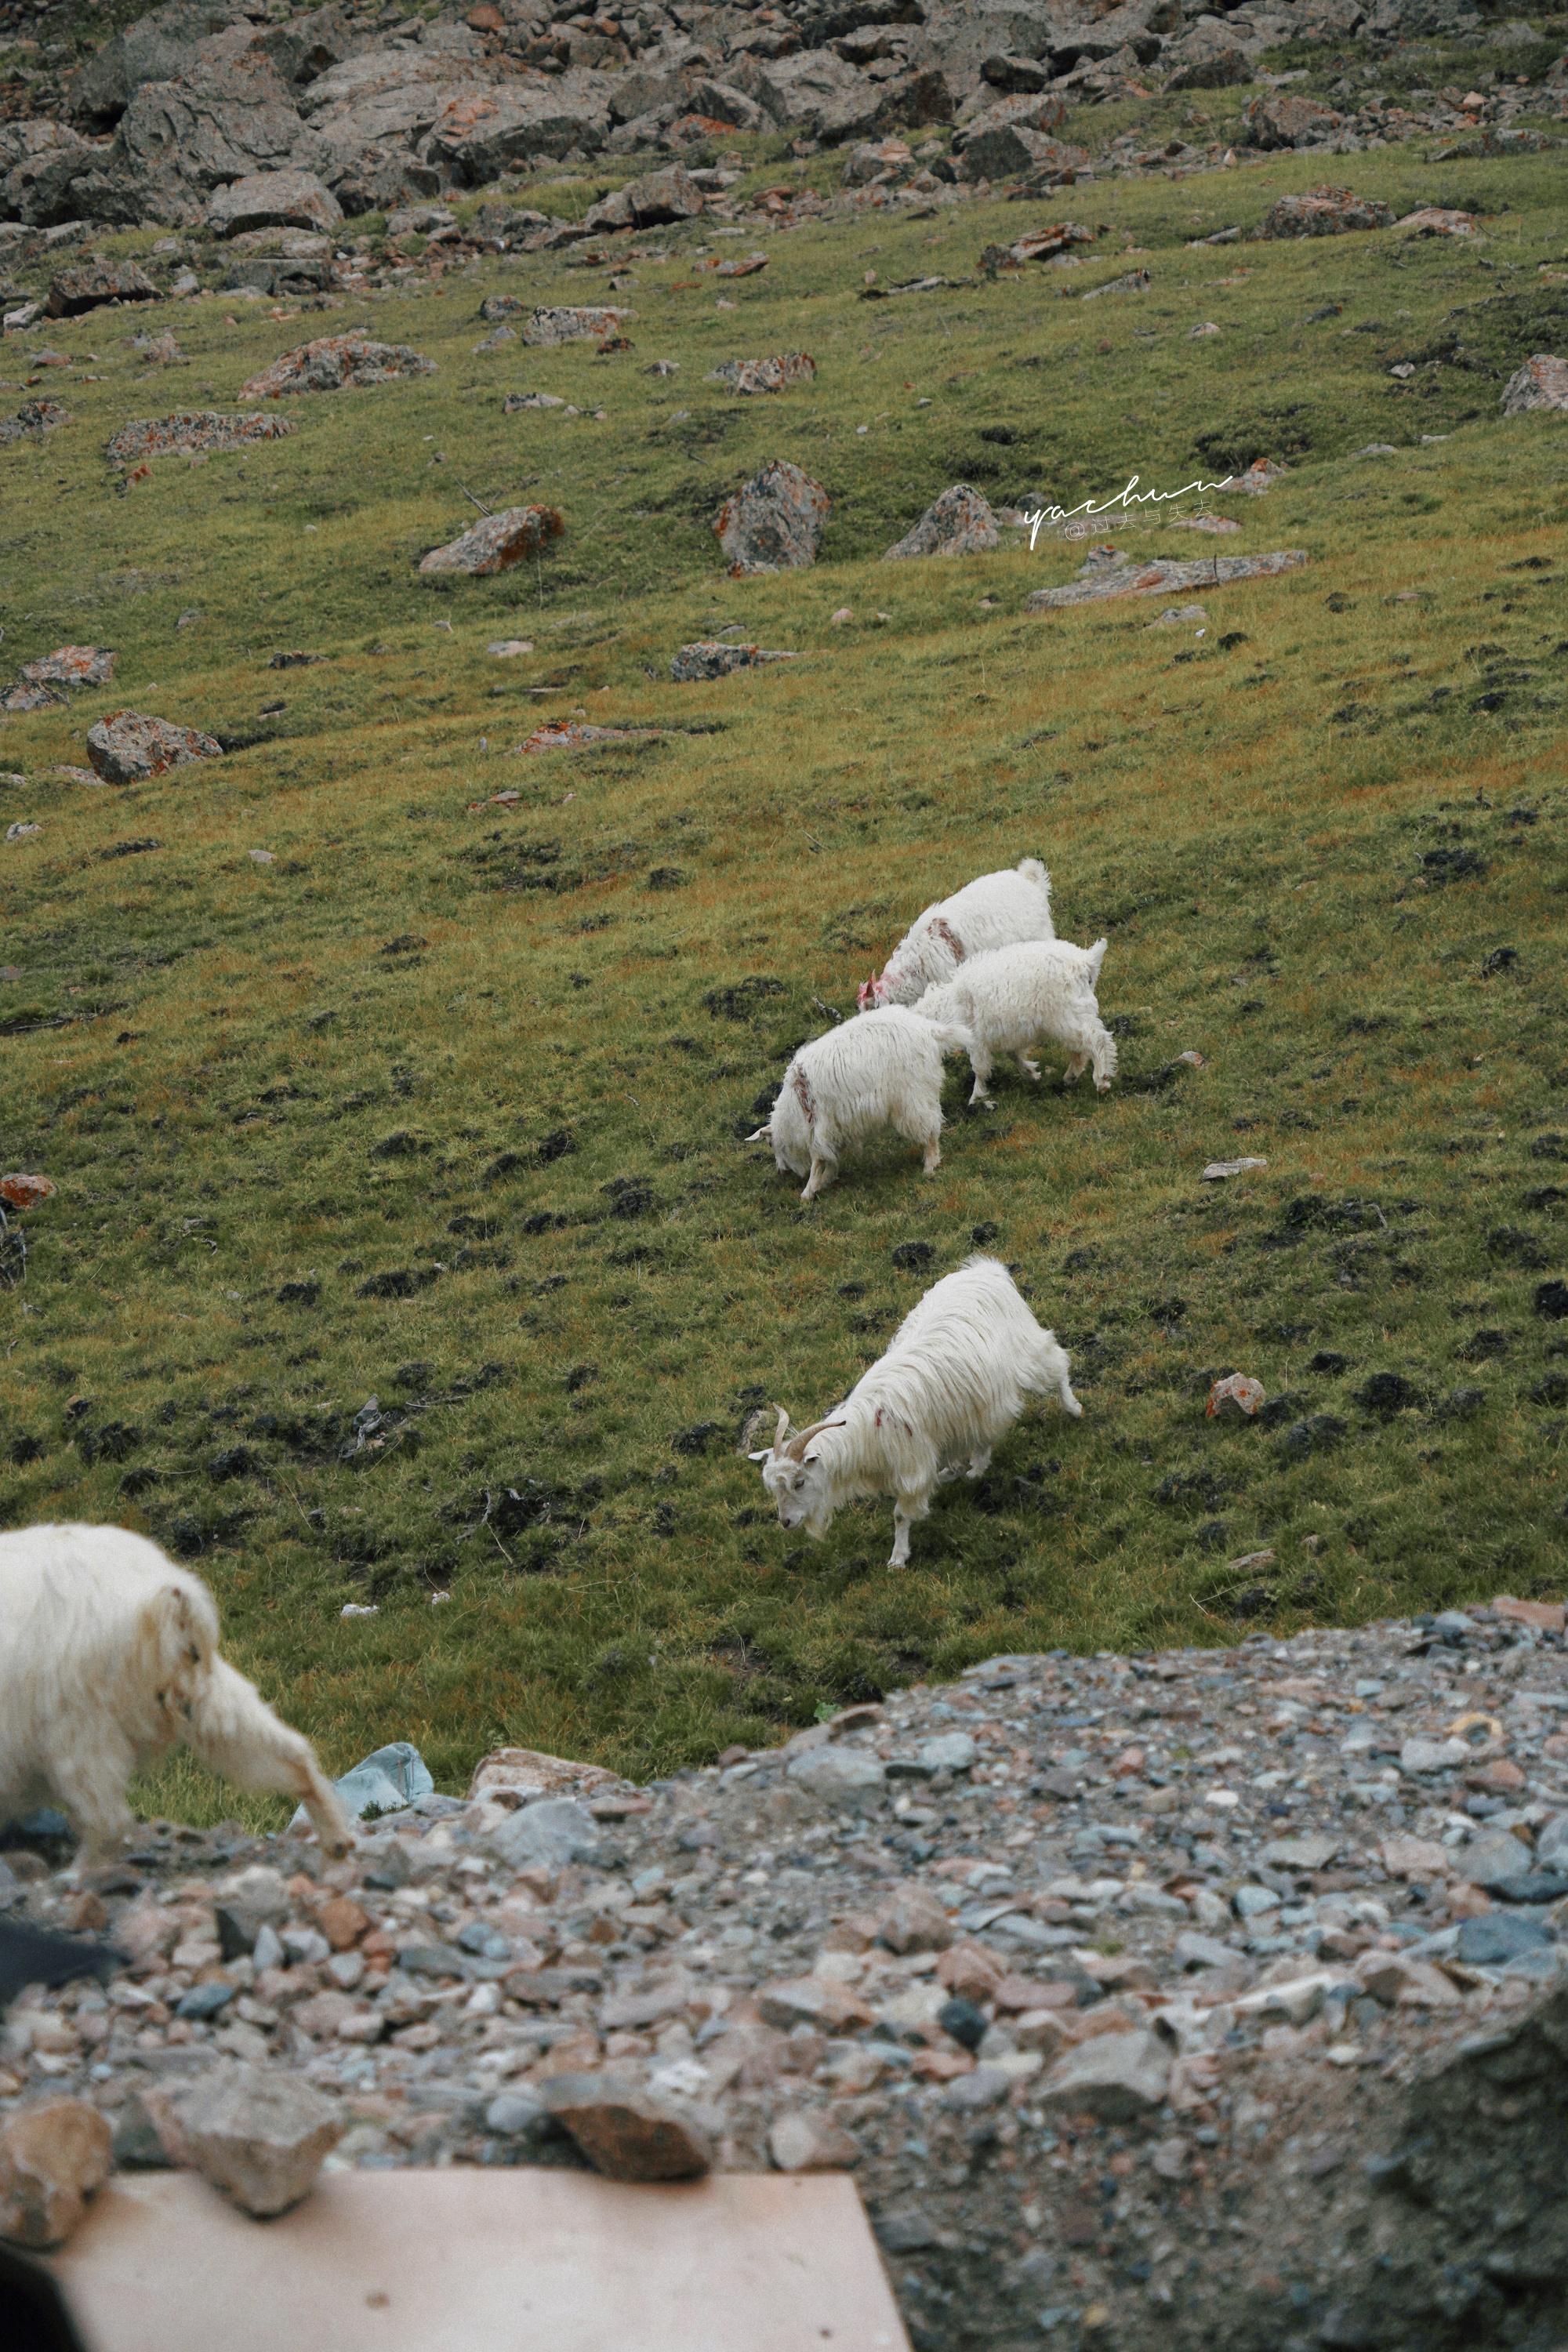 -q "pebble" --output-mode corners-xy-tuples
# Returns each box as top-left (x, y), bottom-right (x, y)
(175, 2064), (343, 2217)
